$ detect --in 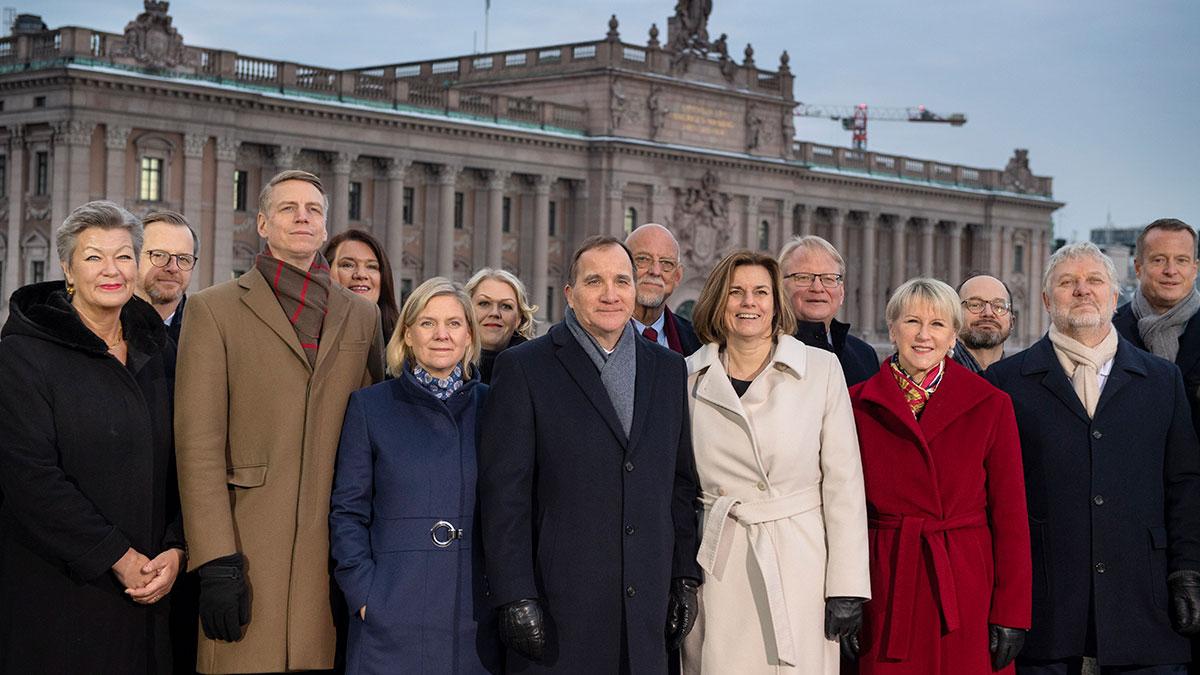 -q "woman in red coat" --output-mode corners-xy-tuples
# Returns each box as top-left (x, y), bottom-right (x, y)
(848, 278), (1031, 674)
